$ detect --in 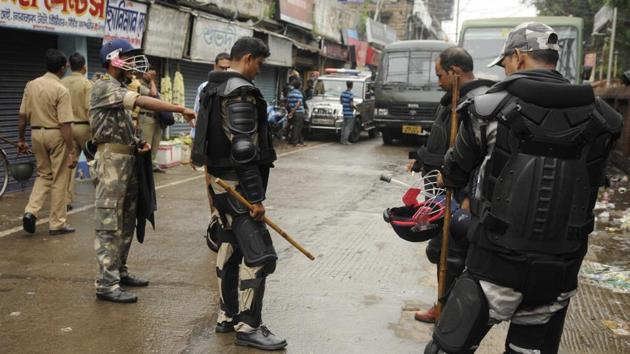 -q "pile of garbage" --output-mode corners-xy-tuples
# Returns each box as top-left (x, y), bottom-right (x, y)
(580, 260), (630, 294)
(594, 175), (630, 232)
